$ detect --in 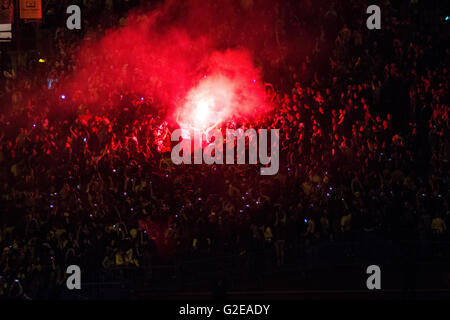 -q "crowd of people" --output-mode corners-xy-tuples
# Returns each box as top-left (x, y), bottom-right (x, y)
(0, 0), (449, 299)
